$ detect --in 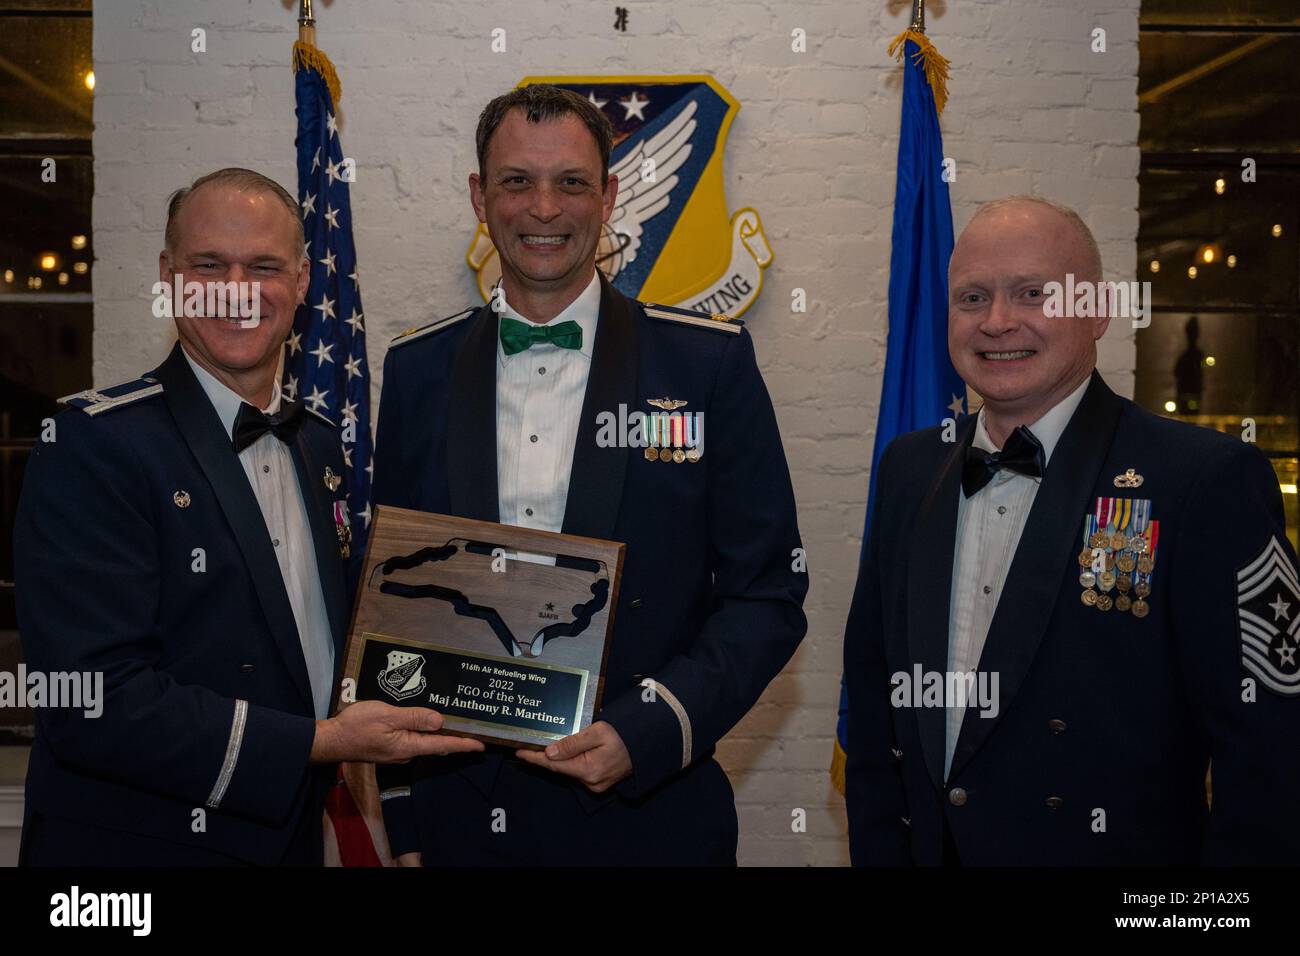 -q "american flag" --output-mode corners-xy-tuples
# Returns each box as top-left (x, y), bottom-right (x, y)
(287, 45), (373, 556)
